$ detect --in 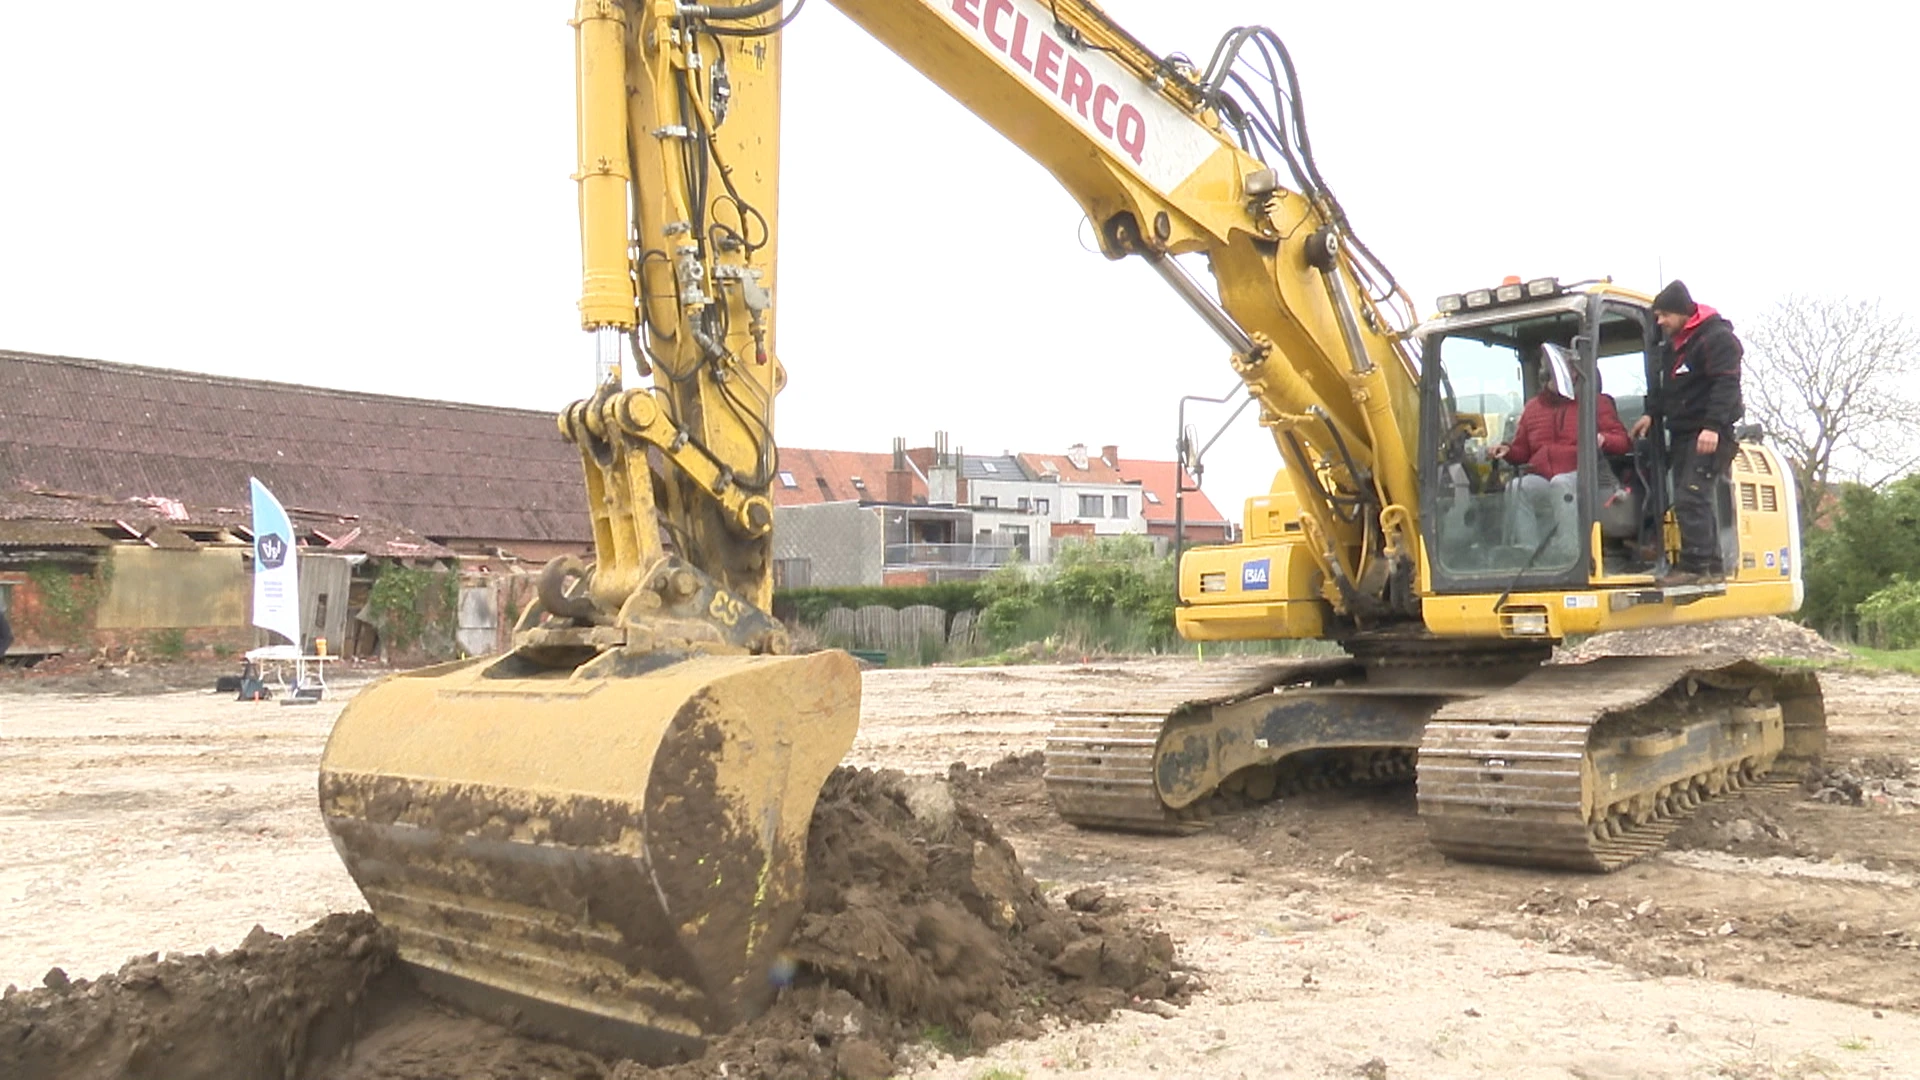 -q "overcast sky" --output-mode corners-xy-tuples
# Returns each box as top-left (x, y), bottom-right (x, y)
(3, 2), (1914, 518)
